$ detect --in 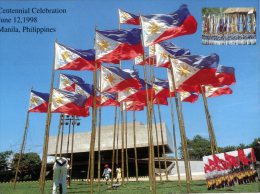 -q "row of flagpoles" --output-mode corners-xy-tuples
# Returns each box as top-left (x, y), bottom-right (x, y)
(14, 4), (236, 194)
